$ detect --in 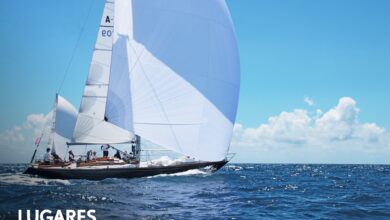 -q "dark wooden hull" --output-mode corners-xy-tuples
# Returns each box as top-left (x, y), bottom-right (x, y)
(24, 160), (228, 180)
